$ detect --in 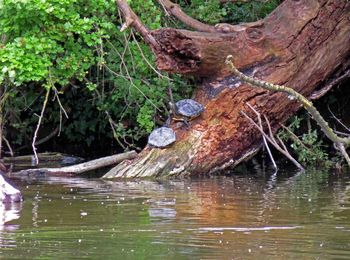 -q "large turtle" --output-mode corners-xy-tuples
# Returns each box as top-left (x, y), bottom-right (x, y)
(148, 126), (176, 148)
(169, 99), (205, 126)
